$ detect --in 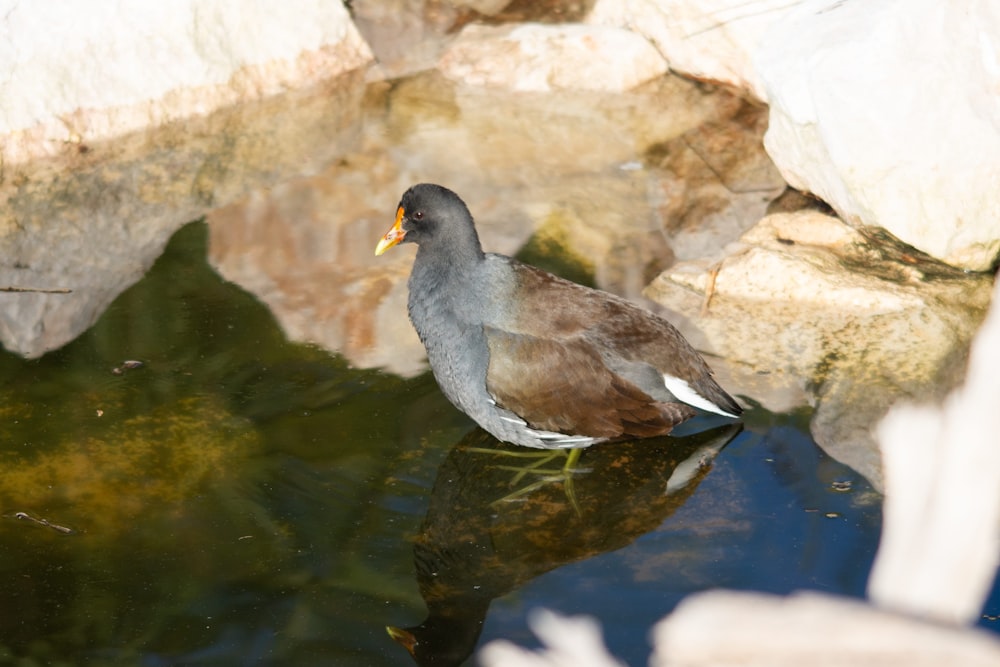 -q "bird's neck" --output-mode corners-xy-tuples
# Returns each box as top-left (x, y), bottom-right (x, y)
(409, 237), (485, 334)
(414, 235), (485, 284)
